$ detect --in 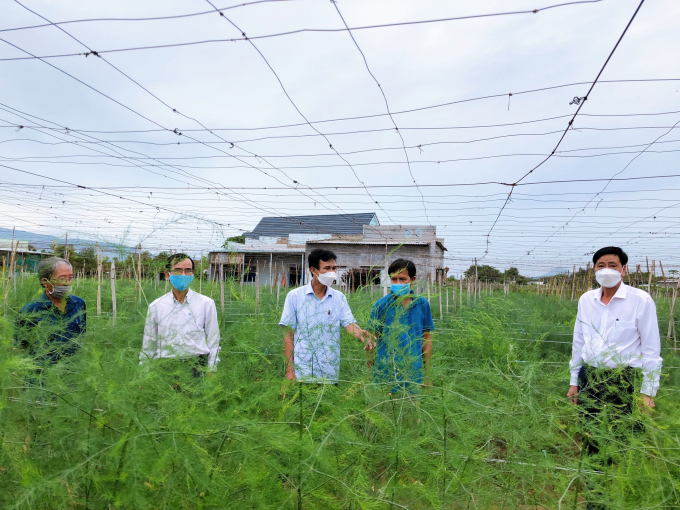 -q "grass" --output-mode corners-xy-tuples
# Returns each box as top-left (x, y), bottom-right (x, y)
(1, 276), (679, 509)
